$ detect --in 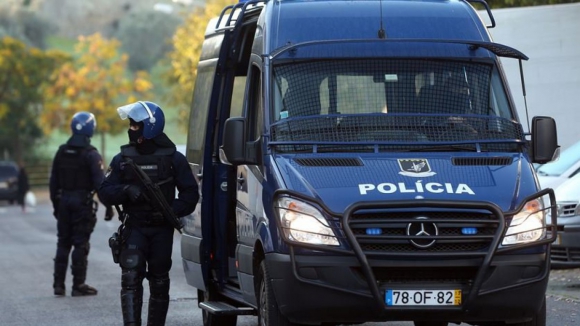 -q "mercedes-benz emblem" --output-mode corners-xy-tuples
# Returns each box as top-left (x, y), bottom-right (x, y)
(406, 216), (438, 249)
